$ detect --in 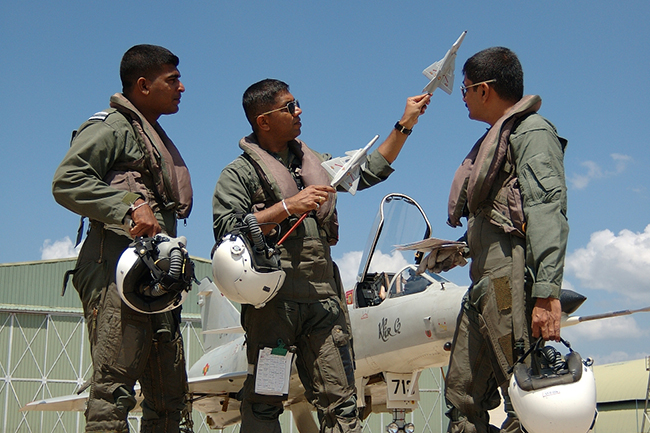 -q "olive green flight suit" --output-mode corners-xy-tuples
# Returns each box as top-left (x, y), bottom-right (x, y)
(53, 94), (192, 433)
(445, 112), (568, 433)
(212, 136), (394, 433)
